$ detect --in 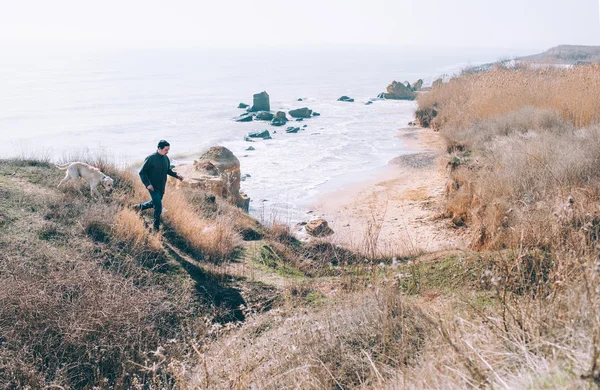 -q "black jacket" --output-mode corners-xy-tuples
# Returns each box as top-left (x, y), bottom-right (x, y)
(139, 152), (178, 195)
